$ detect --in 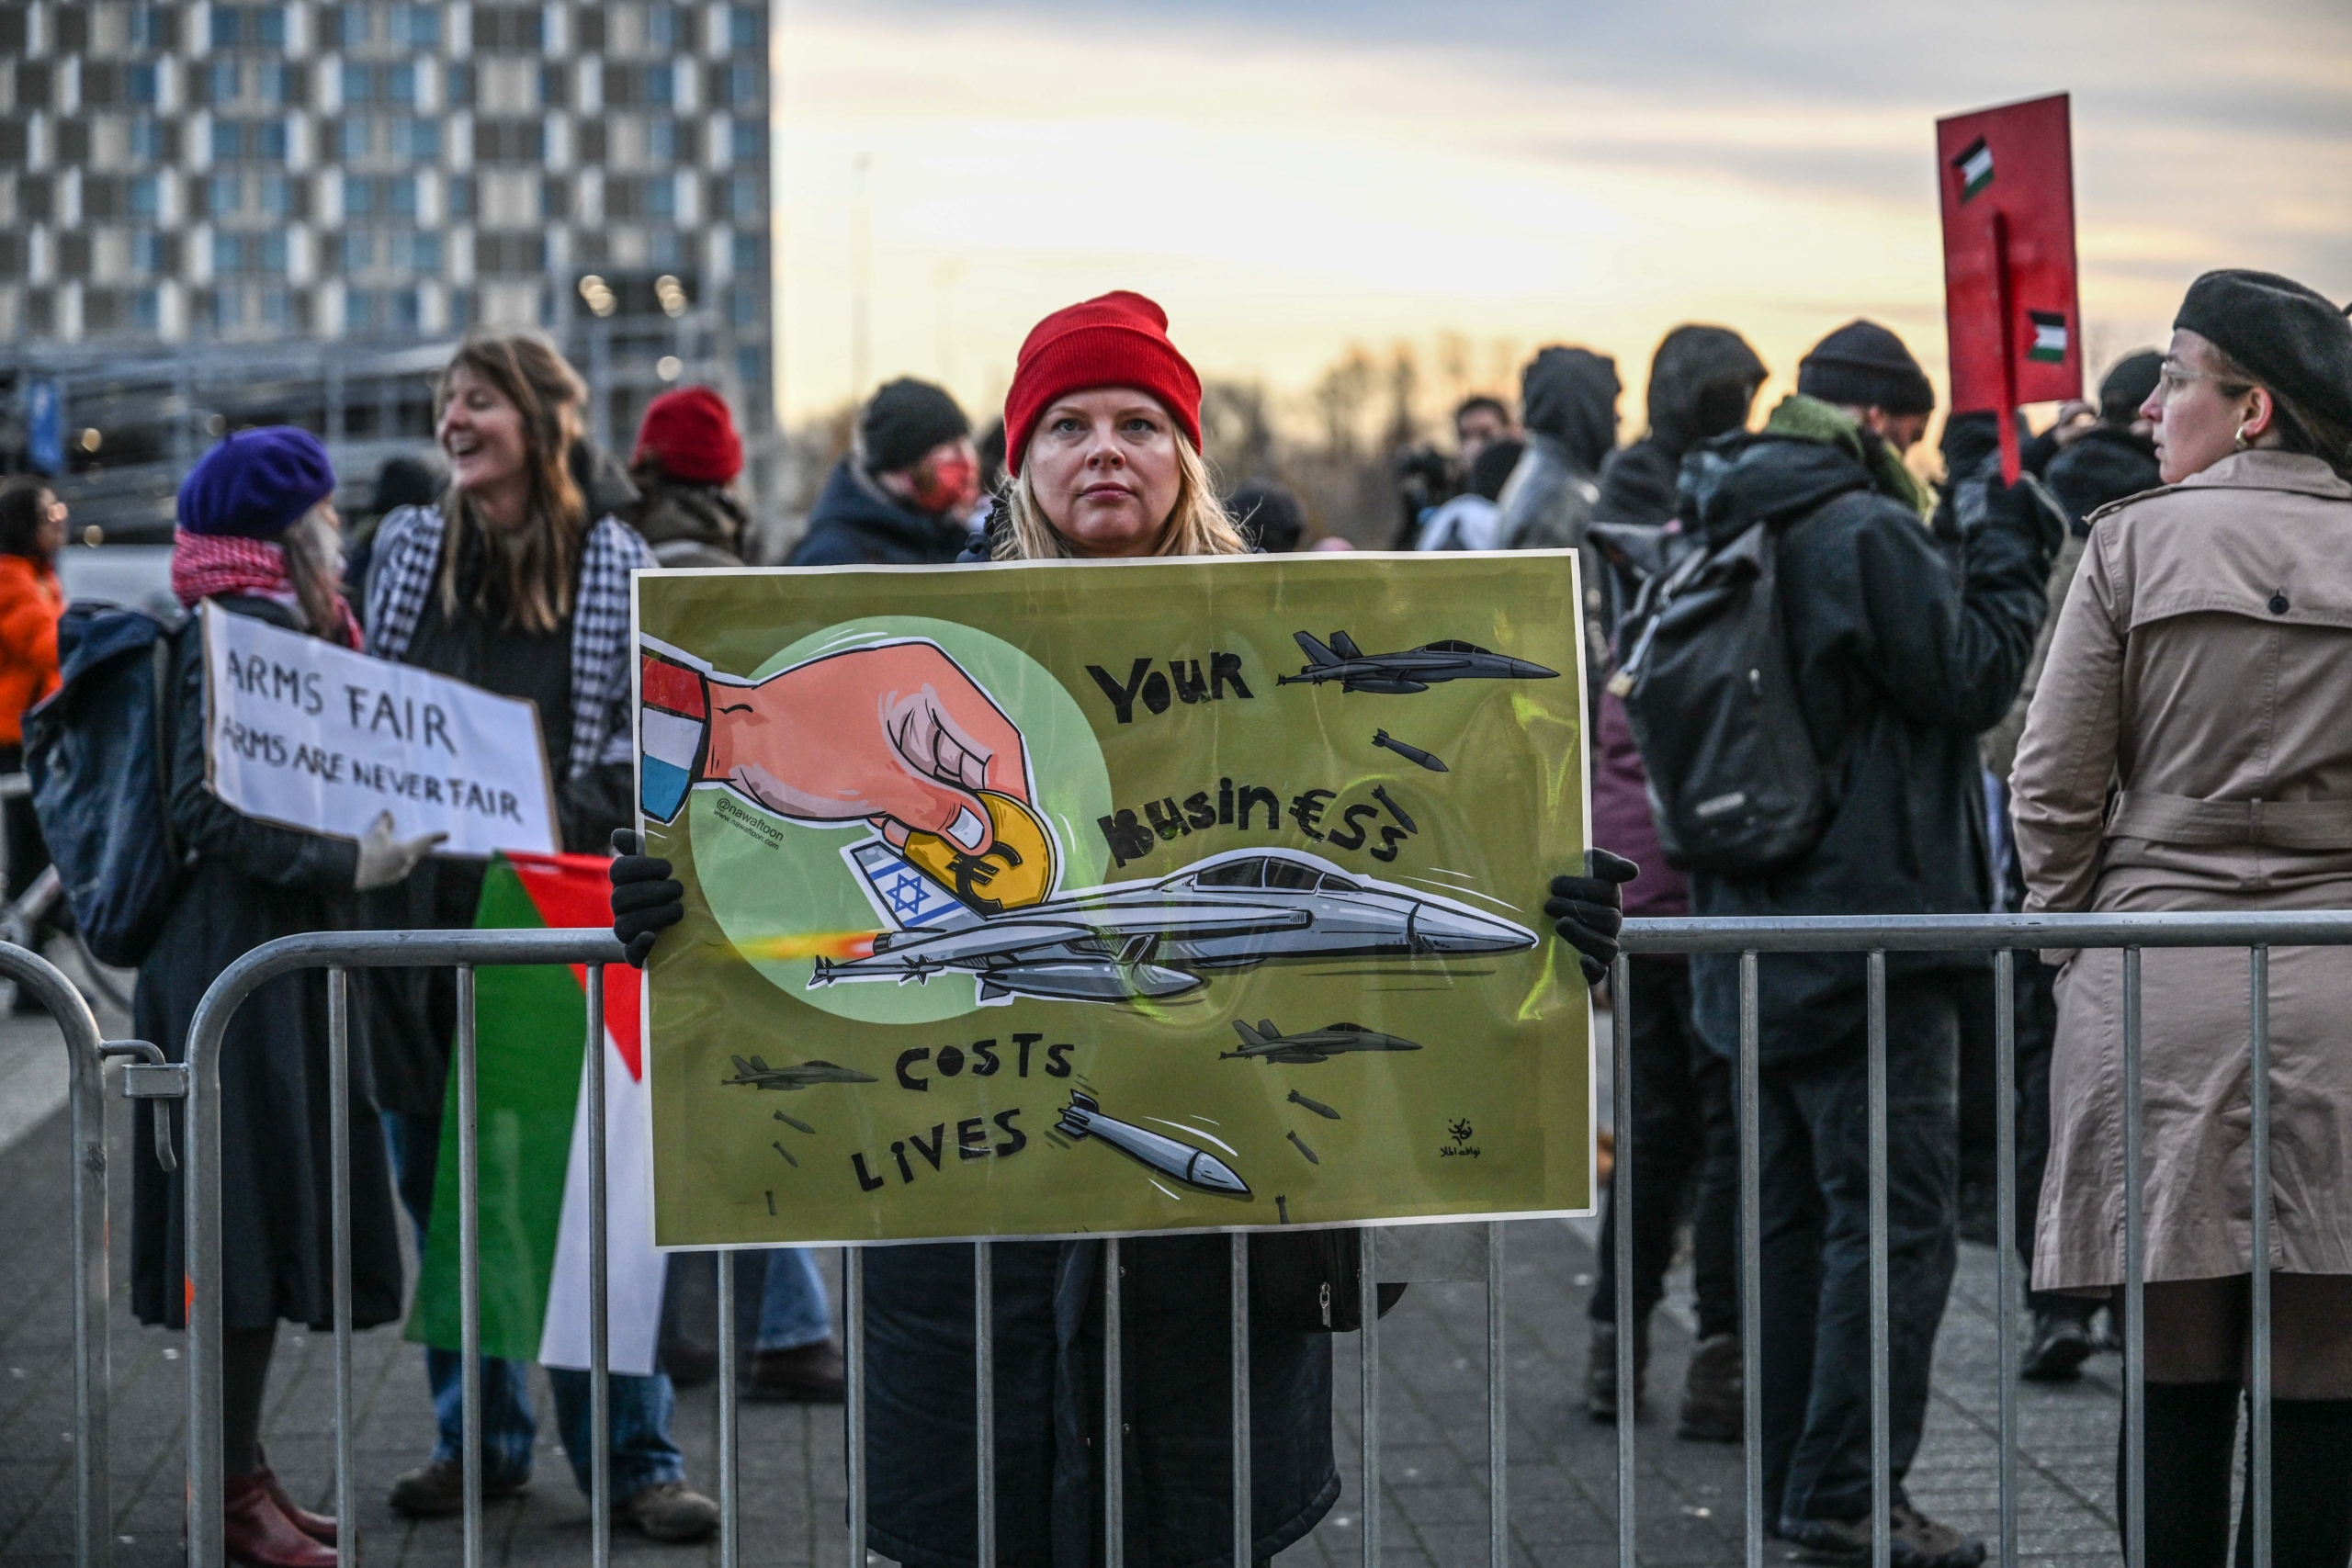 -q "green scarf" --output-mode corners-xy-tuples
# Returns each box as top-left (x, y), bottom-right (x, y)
(1762, 394), (1935, 523)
